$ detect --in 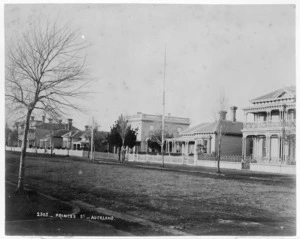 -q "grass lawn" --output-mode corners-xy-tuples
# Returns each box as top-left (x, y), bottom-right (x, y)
(5, 152), (296, 236)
